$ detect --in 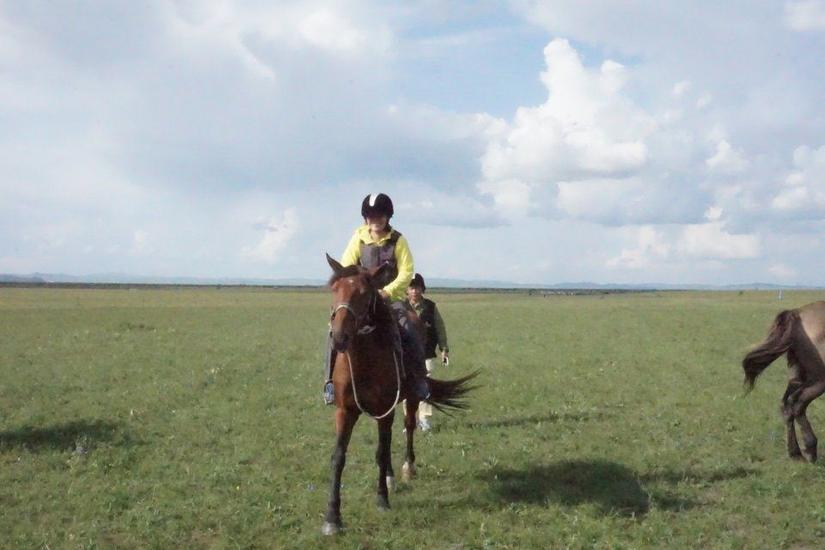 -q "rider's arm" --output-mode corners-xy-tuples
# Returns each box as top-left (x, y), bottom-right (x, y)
(340, 230), (362, 267)
(383, 235), (413, 301)
(433, 304), (449, 353)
